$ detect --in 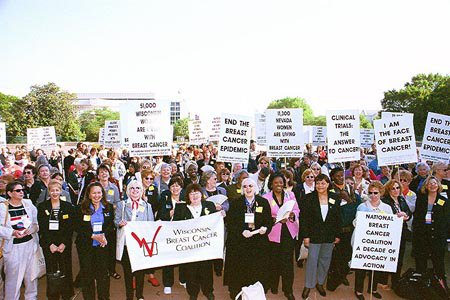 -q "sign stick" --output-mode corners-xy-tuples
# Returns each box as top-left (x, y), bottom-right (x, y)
(370, 270), (374, 300)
